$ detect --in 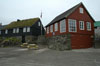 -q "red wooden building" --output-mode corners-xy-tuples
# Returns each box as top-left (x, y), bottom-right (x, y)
(45, 2), (95, 49)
